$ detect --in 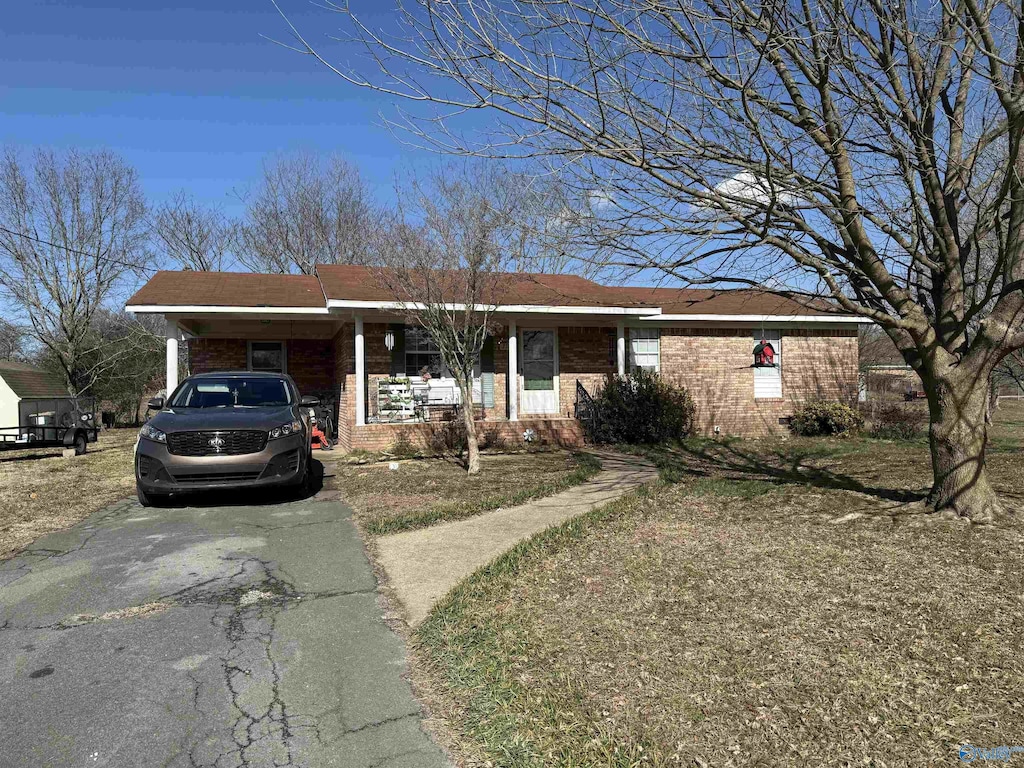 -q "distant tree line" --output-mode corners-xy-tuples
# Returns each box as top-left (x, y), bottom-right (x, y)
(0, 146), (388, 424)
